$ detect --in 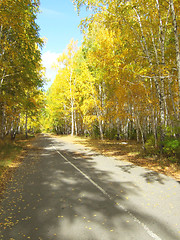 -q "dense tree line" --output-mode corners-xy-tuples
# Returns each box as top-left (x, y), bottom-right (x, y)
(45, 0), (180, 158)
(0, 0), (44, 139)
